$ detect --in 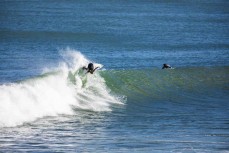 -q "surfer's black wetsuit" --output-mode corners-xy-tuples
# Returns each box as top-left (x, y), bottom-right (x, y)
(83, 63), (99, 74)
(88, 63), (94, 71)
(162, 64), (172, 69)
